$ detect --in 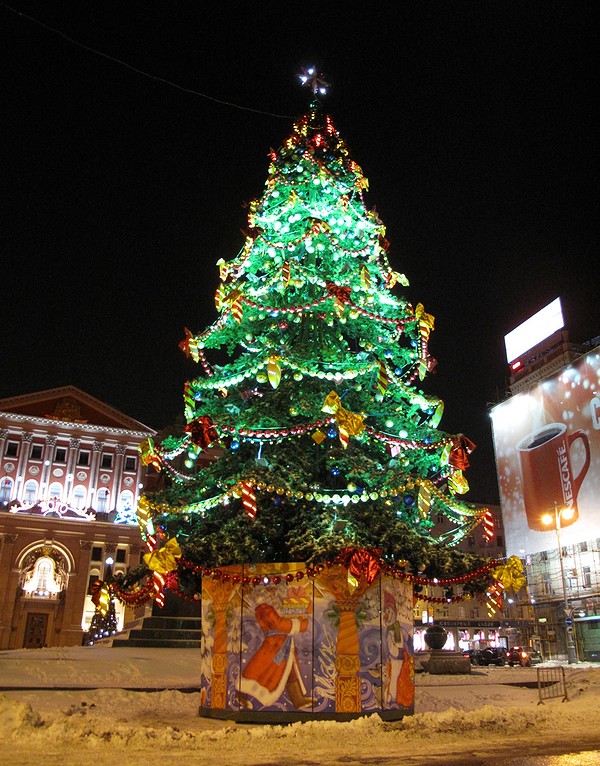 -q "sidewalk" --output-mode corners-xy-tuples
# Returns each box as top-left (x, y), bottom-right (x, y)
(0, 644), (561, 688)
